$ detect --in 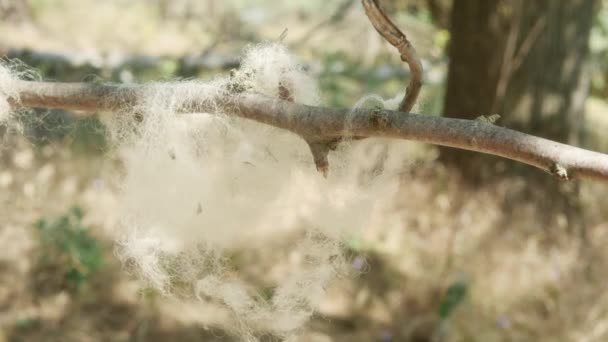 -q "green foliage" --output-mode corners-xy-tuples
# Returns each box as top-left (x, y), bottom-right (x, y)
(14, 318), (42, 331)
(14, 109), (107, 154)
(437, 279), (468, 320)
(24, 0), (59, 21)
(34, 207), (103, 287)
(318, 52), (405, 108)
(434, 29), (450, 52)
(115, 58), (180, 82)
(68, 115), (108, 153)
